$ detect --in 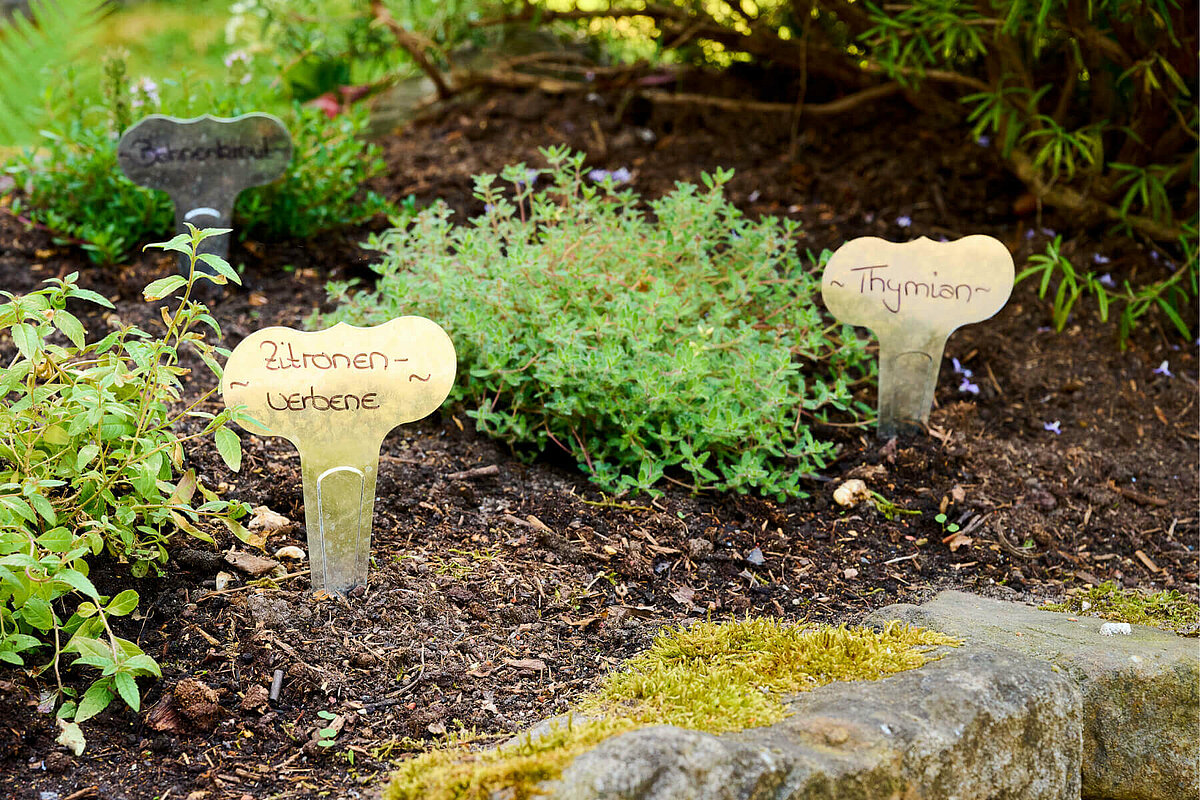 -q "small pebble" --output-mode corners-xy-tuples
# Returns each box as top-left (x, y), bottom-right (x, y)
(1099, 622), (1131, 636)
